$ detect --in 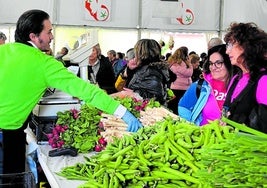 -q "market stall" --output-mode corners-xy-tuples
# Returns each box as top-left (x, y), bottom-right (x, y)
(28, 95), (267, 188)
